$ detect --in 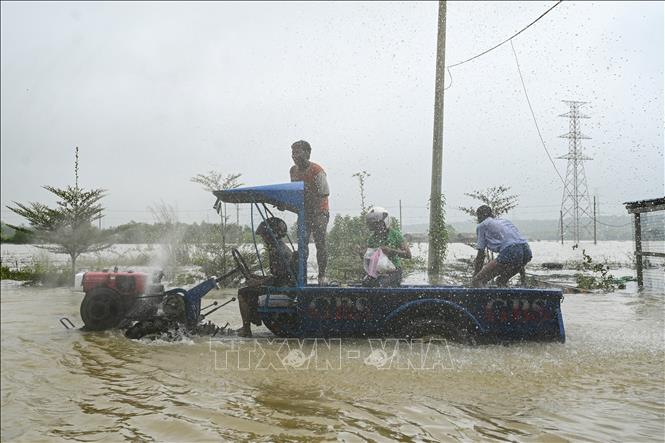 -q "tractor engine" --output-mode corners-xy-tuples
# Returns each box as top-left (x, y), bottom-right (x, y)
(79, 271), (180, 331)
